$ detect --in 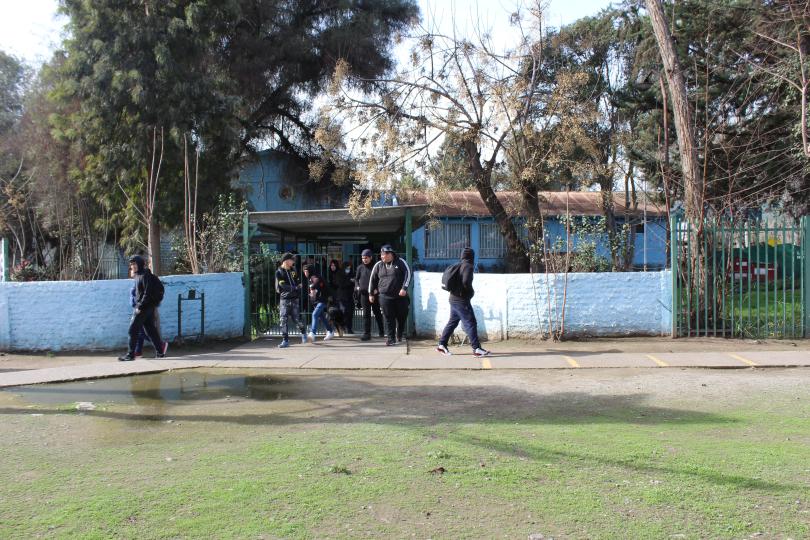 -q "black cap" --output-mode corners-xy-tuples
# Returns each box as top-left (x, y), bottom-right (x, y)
(461, 247), (474, 262)
(380, 244), (395, 253)
(361, 249), (373, 257)
(281, 252), (294, 263)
